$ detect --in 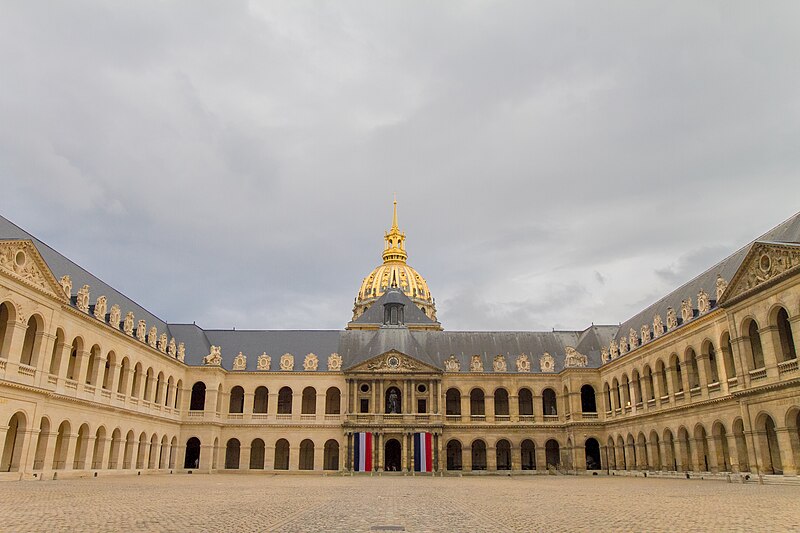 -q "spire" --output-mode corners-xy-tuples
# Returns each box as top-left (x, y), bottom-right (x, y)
(382, 198), (407, 263)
